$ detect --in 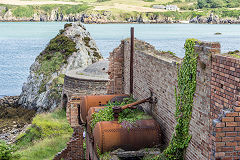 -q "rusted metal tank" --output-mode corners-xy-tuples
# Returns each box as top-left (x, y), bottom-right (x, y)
(92, 119), (161, 154)
(80, 94), (128, 123)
